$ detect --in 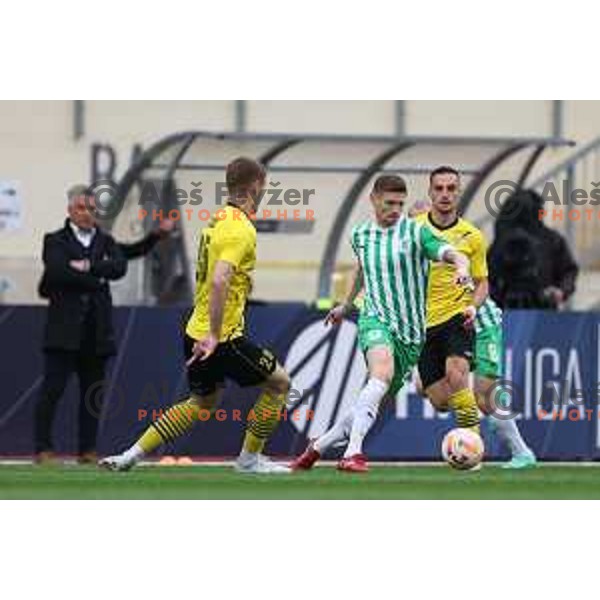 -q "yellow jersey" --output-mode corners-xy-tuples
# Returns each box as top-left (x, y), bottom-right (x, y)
(414, 212), (488, 328)
(186, 205), (256, 342)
